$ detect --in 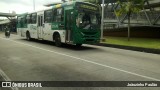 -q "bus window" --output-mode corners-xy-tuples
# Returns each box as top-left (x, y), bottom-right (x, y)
(17, 17), (21, 24)
(26, 14), (31, 24)
(17, 17), (22, 27)
(44, 10), (52, 23)
(53, 8), (64, 22)
(24, 16), (27, 24)
(20, 17), (24, 27)
(31, 13), (37, 24)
